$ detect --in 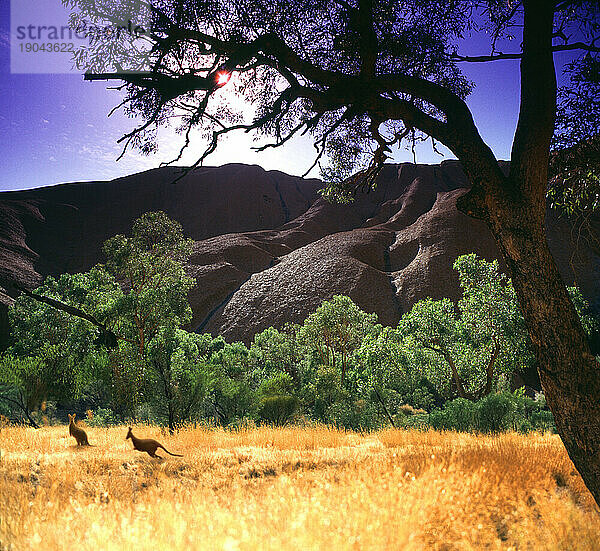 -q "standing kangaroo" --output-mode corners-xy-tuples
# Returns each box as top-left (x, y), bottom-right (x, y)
(126, 427), (183, 458)
(68, 413), (90, 446)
